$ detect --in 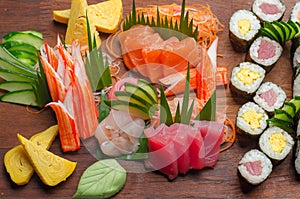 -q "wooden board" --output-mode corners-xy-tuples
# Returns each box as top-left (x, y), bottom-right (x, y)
(0, 0), (299, 198)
